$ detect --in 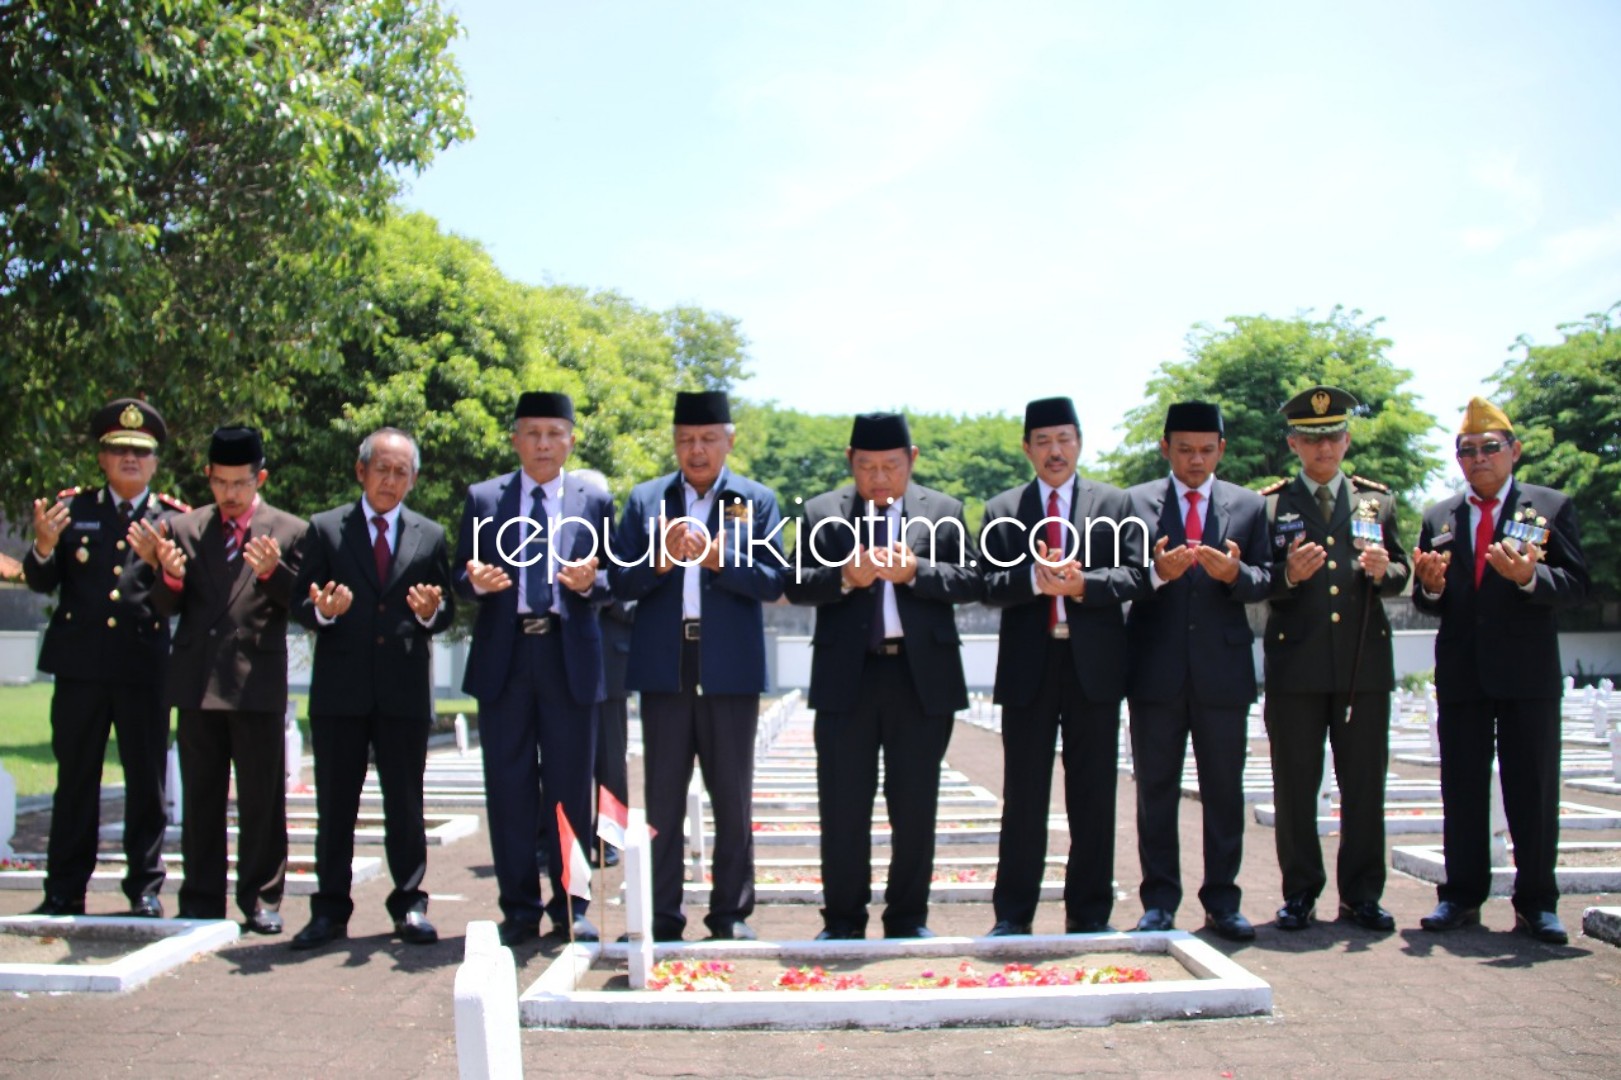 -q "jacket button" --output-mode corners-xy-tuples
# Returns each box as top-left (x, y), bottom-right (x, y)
(1331, 612), (1341, 623)
(1277, 632), (1285, 640)
(116, 540), (127, 551)
(65, 611), (73, 621)
(1329, 585), (1339, 596)
(1328, 561), (1337, 570)
(1326, 536), (1336, 546)
(376, 636), (385, 645)
(109, 589), (121, 601)
(107, 616), (117, 628)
